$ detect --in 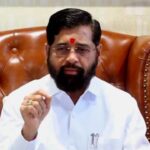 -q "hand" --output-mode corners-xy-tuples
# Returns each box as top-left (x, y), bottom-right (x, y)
(20, 90), (51, 141)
